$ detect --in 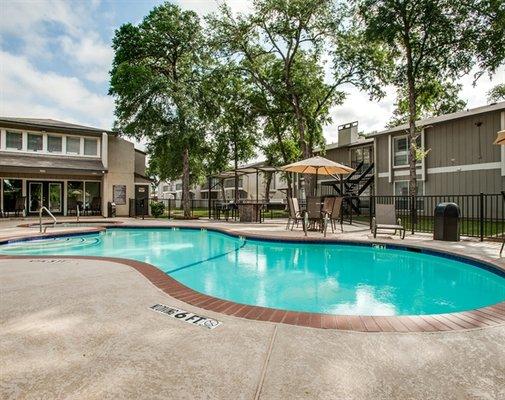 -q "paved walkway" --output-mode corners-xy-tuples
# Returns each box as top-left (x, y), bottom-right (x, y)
(1, 258), (504, 400)
(1, 217), (504, 399)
